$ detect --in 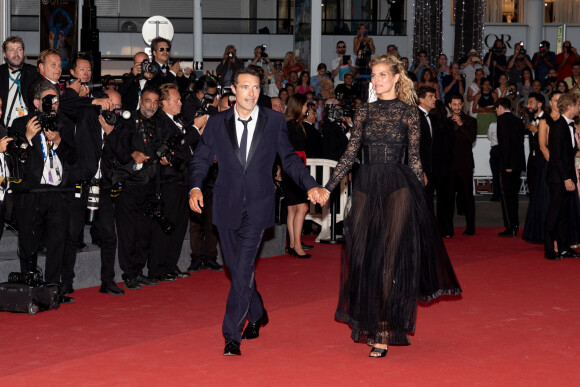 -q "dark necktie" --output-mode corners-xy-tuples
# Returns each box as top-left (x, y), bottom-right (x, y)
(238, 117), (252, 168)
